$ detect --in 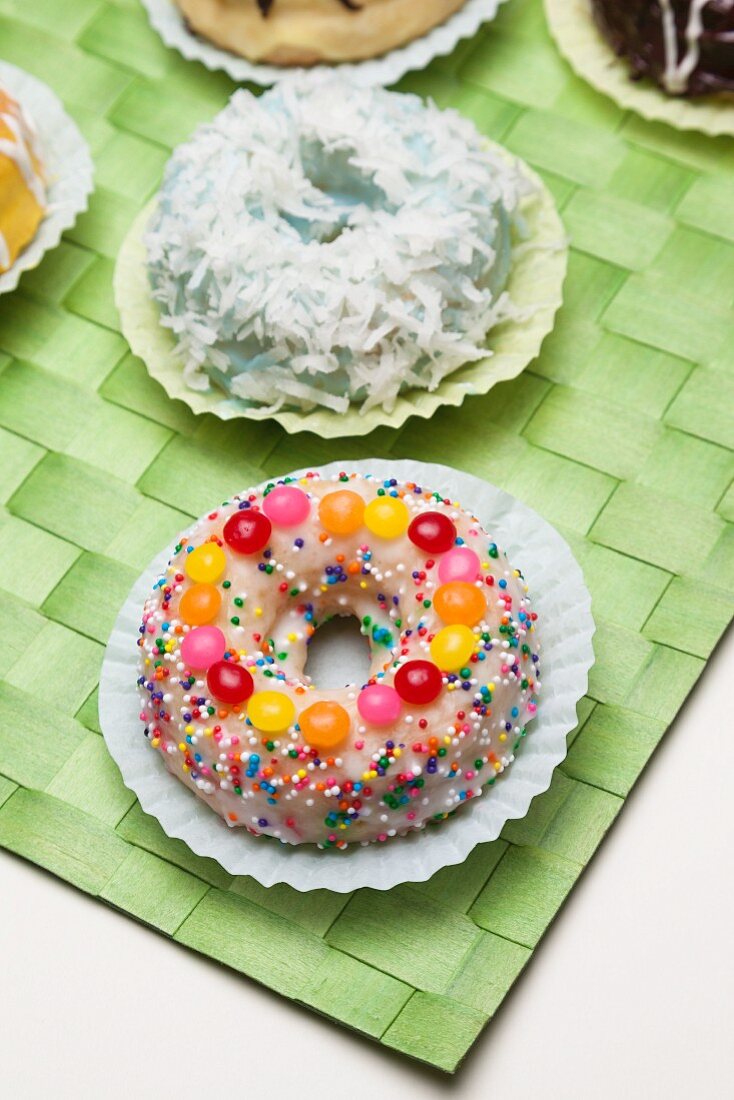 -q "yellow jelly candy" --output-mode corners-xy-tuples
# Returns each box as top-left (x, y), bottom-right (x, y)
(247, 690), (296, 733)
(429, 624), (476, 670)
(185, 542), (226, 584)
(433, 582), (487, 627)
(299, 700), (350, 750)
(179, 583), (222, 625)
(364, 495), (409, 539)
(319, 490), (365, 536)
